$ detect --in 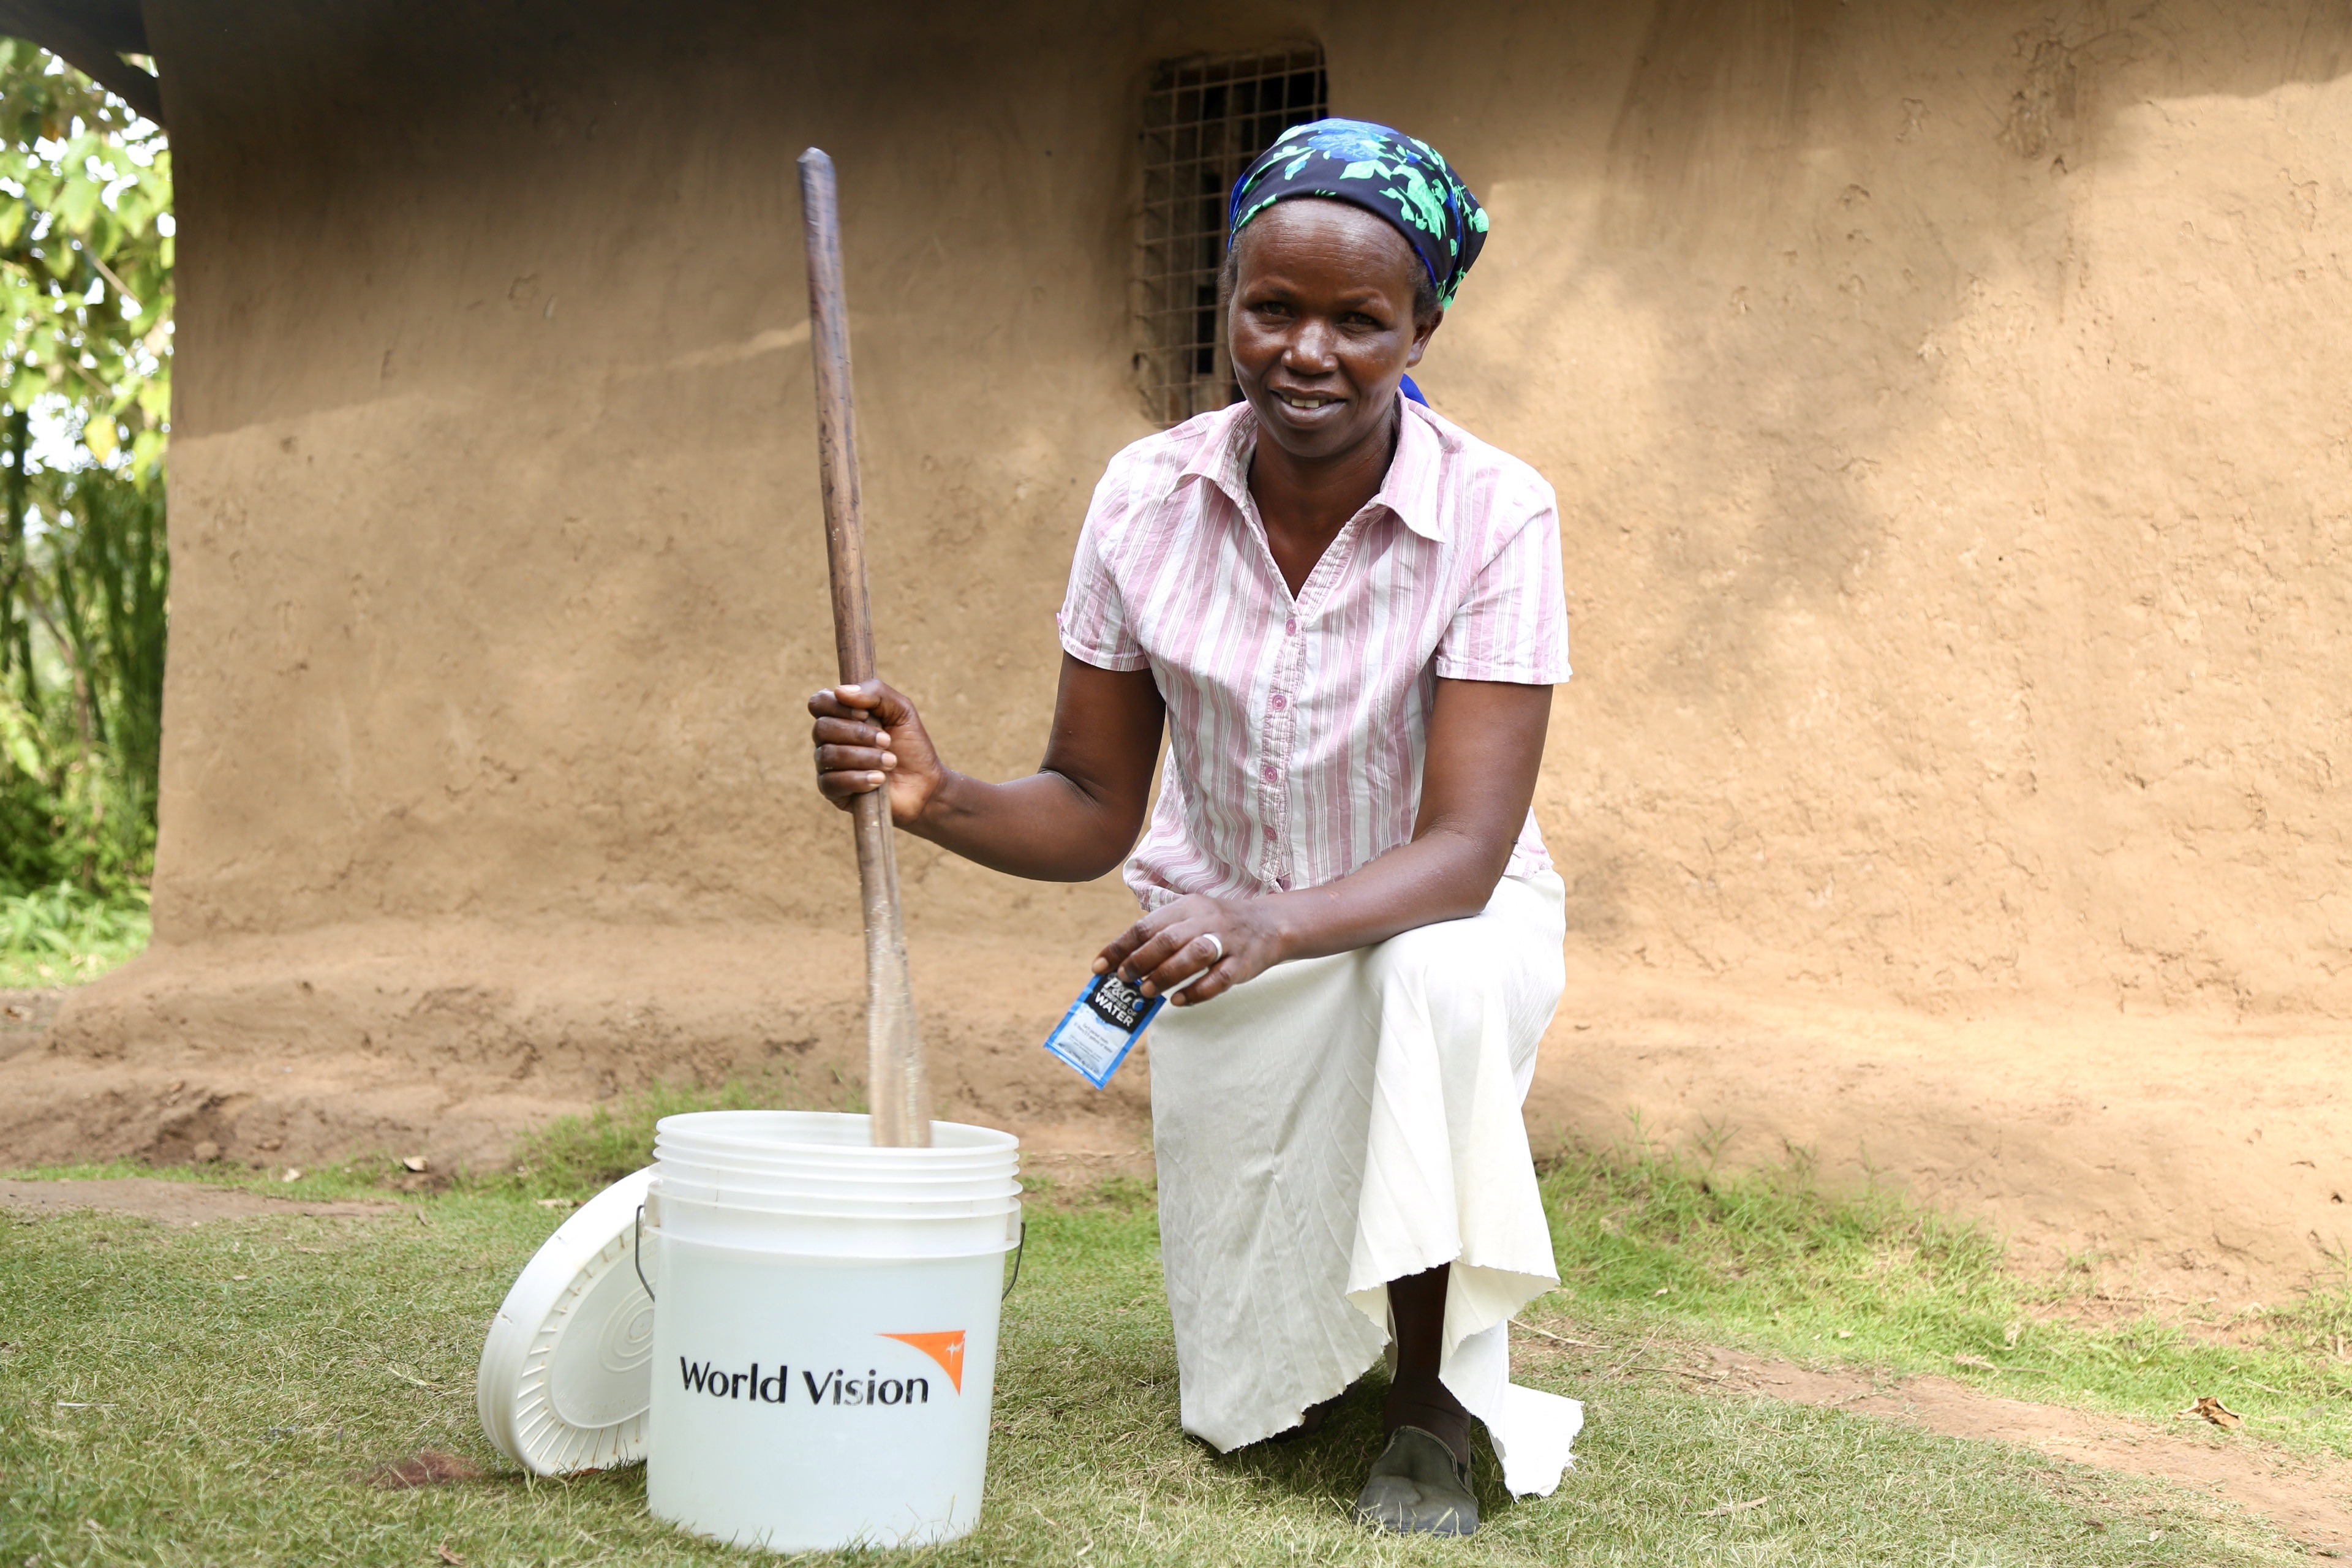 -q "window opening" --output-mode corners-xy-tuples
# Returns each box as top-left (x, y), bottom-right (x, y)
(1137, 47), (1329, 426)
